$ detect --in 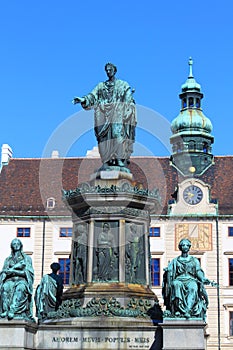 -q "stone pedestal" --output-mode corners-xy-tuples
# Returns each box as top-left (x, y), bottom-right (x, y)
(0, 320), (37, 349)
(0, 319), (158, 350)
(36, 318), (157, 350)
(61, 171), (161, 309)
(48, 171), (162, 349)
(20, 170), (161, 350)
(160, 319), (207, 350)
